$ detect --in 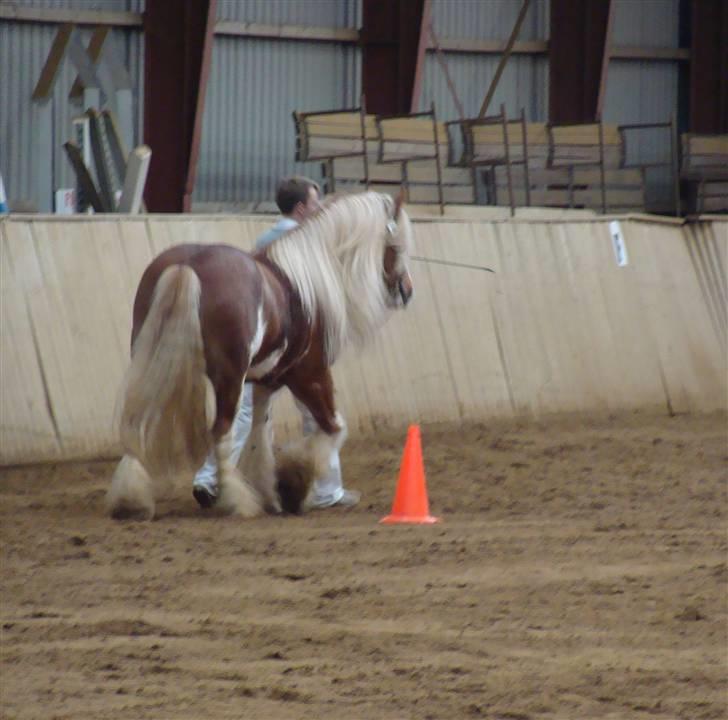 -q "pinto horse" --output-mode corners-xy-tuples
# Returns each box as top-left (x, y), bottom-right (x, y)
(107, 191), (414, 520)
